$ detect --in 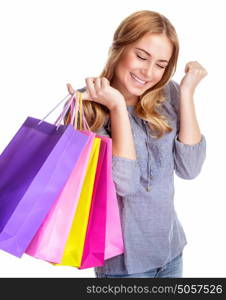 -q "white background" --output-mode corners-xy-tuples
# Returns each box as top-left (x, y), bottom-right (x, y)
(0, 0), (225, 278)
